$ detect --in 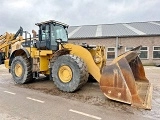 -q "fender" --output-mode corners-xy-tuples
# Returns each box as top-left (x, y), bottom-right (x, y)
(9, 48), (30, 66)
(63, 43), (102, 82)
